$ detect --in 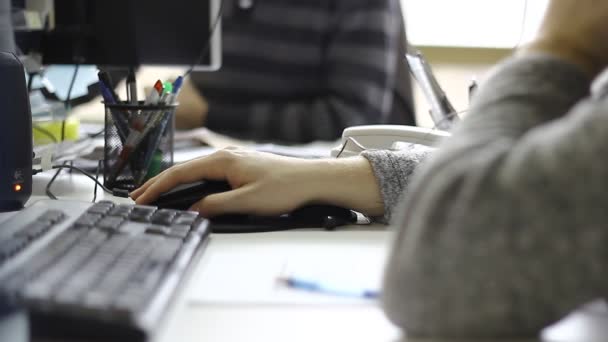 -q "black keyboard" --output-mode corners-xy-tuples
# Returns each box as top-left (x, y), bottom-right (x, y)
(0, 199), (210, 341)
